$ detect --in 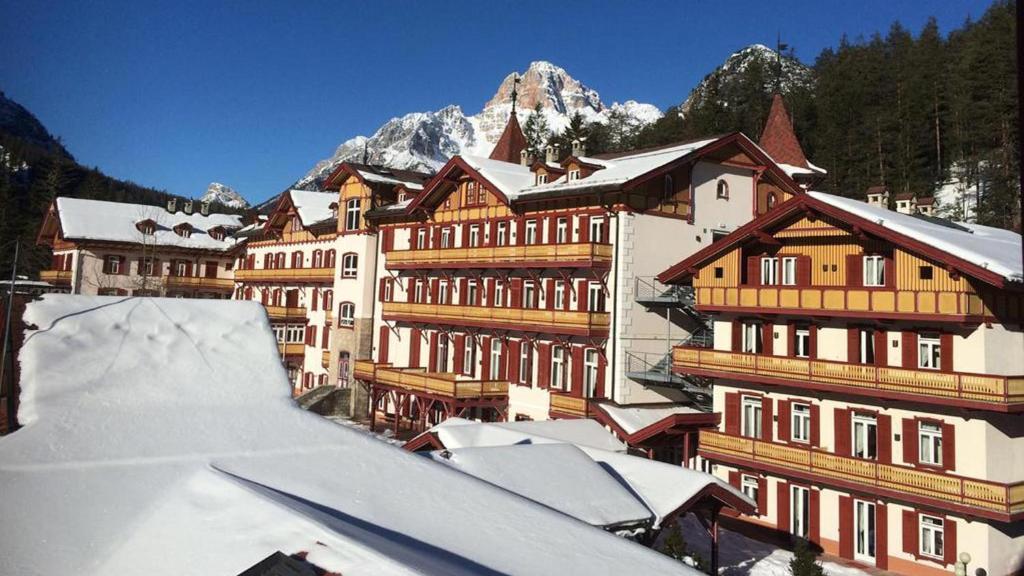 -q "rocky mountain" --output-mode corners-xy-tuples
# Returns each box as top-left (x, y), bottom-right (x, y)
(0, 90), (72, 159)
(294, 61), (662, 190)
(200, 182), (249, 209)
